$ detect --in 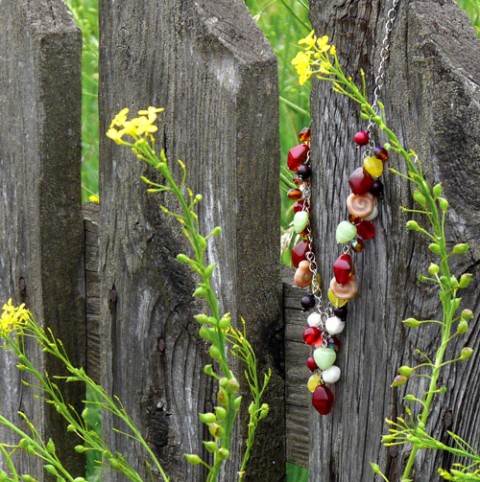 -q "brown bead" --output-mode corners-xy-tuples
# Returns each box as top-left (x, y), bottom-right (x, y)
(288, 188), (303, 201)
(299, 127), (311, 142)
